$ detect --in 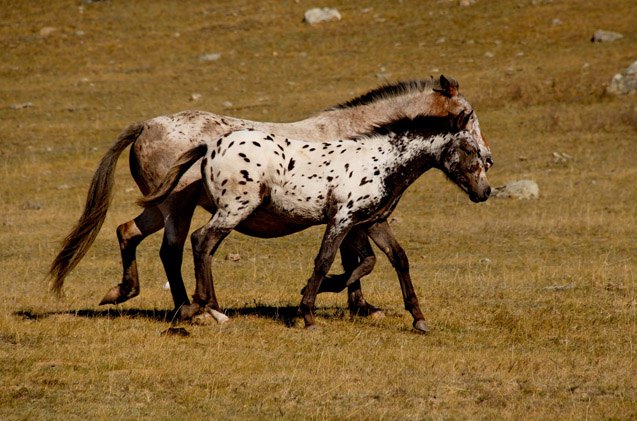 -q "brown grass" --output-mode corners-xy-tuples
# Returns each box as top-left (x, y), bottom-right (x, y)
(1, 0), (635, 419)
